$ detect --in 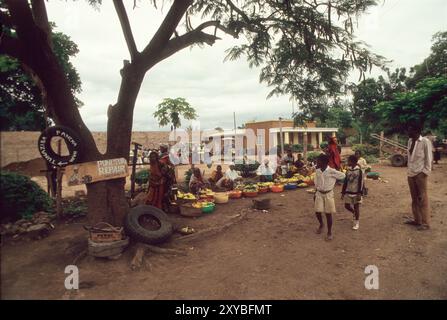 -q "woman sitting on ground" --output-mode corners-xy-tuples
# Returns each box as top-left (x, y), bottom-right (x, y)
(208, 165), (224, 185)
(216, 163), (242, 190)
(189, 167), (209, 194)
